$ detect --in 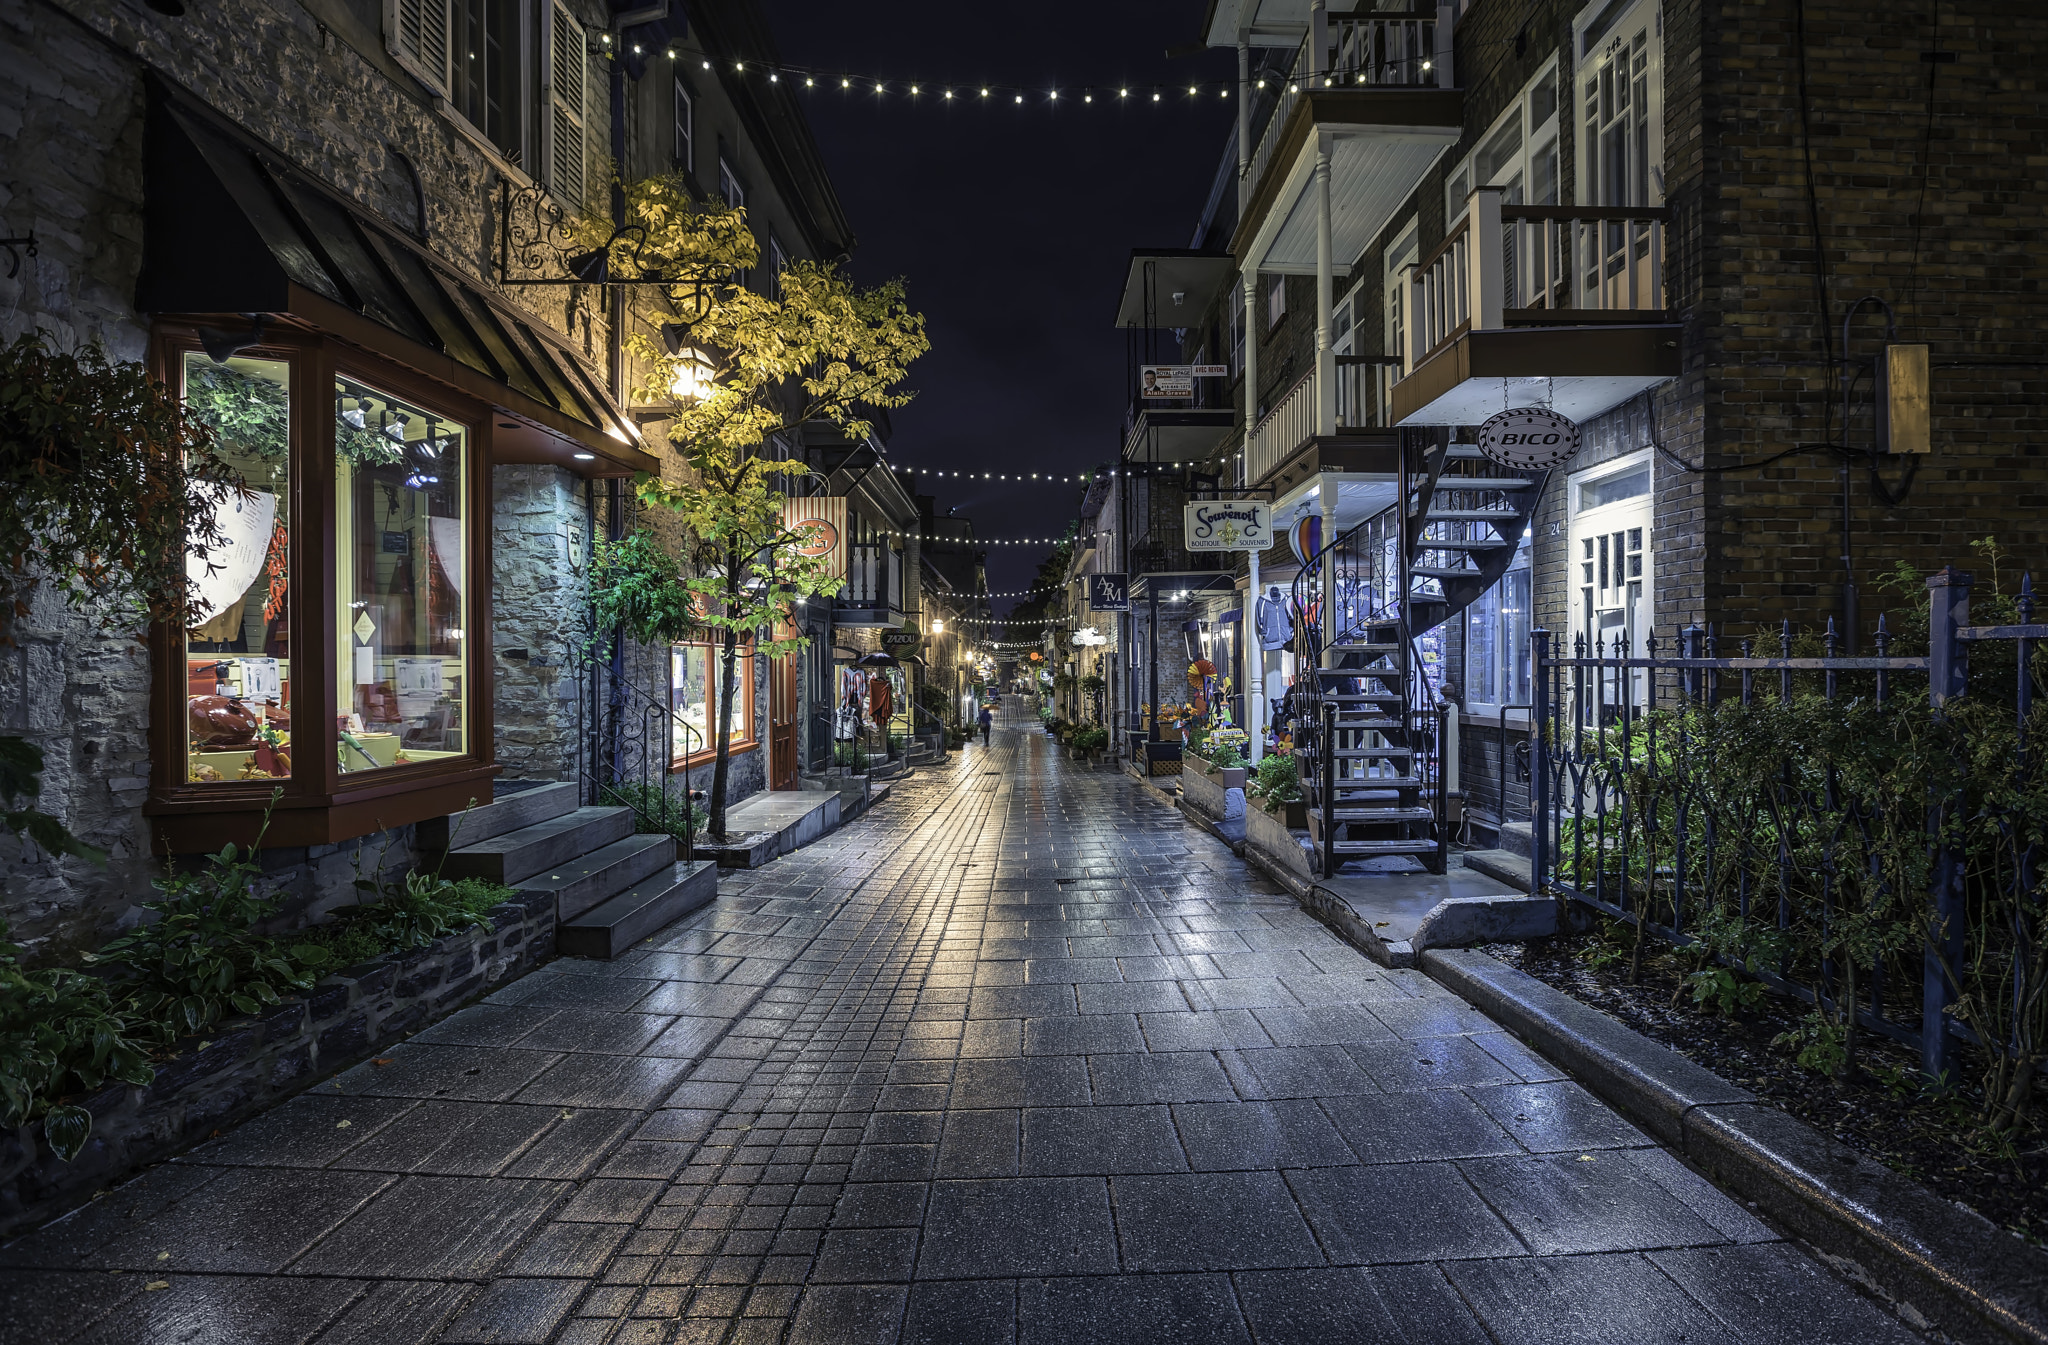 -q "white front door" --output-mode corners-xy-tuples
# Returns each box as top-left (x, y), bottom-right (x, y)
(1568, 453), (1652, 714)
